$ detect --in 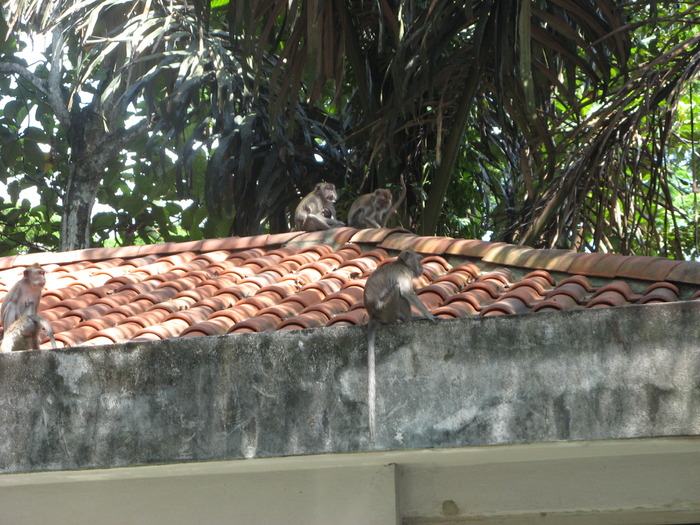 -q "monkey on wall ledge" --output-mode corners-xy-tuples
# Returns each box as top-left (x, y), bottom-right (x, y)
(0, 263), (57, 352)
(362, 249), (436, 439)
(1, 263), (46, 329)
(294, 182), (345, 231)
(1, 314), (57, 352)
(347, 175), (407, 229)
